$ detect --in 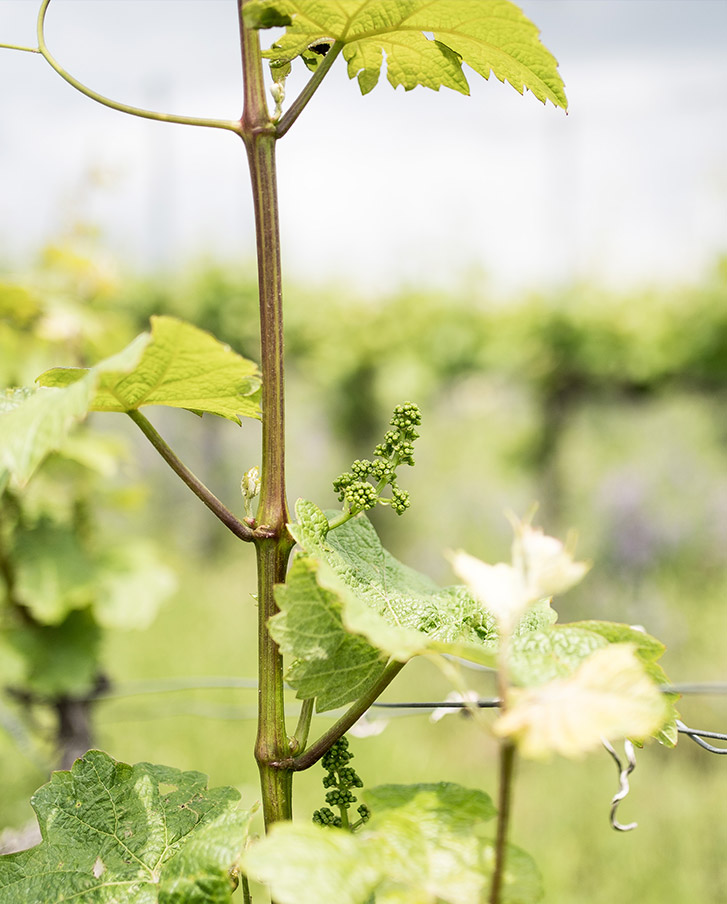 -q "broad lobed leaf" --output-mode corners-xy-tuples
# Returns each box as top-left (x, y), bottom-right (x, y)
(8, 510), (175, 627)
(507, 625), (608, 687)
(506, 622), (679, 751)
(39, 316), (261, 424)
(3, 609), (101, 699)
(289, 499), (524, 668)
(495, 643), (670, 759)
(0, 750), (252, 903)
(568, 620), (680, 746)
(247, 0), (567, 107)
(244, 781), (542, 904)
